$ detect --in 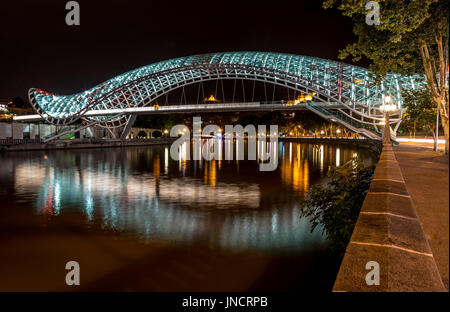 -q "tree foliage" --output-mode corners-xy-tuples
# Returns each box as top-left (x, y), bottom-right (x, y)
(402, 85), (438, 137)
(324, 0), (449, 152)
(323, 0), (446, 76)
(137, 130), (147, 138)
(300, 159), (375, 254)
(152, 130), (163, 138)
(11, 97), (27, 108)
